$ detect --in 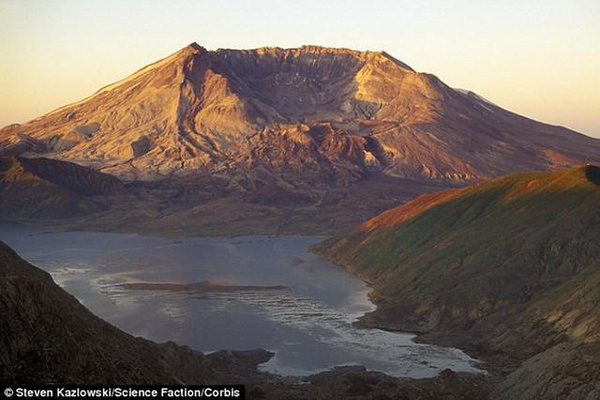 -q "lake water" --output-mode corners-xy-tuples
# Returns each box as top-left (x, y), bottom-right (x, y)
(0, 223), (481, 378)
